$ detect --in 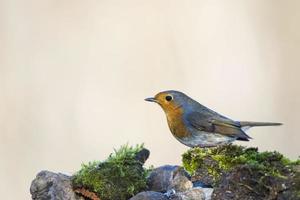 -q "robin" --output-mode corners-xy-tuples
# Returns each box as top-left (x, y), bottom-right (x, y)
(145, 90), (282, 148)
